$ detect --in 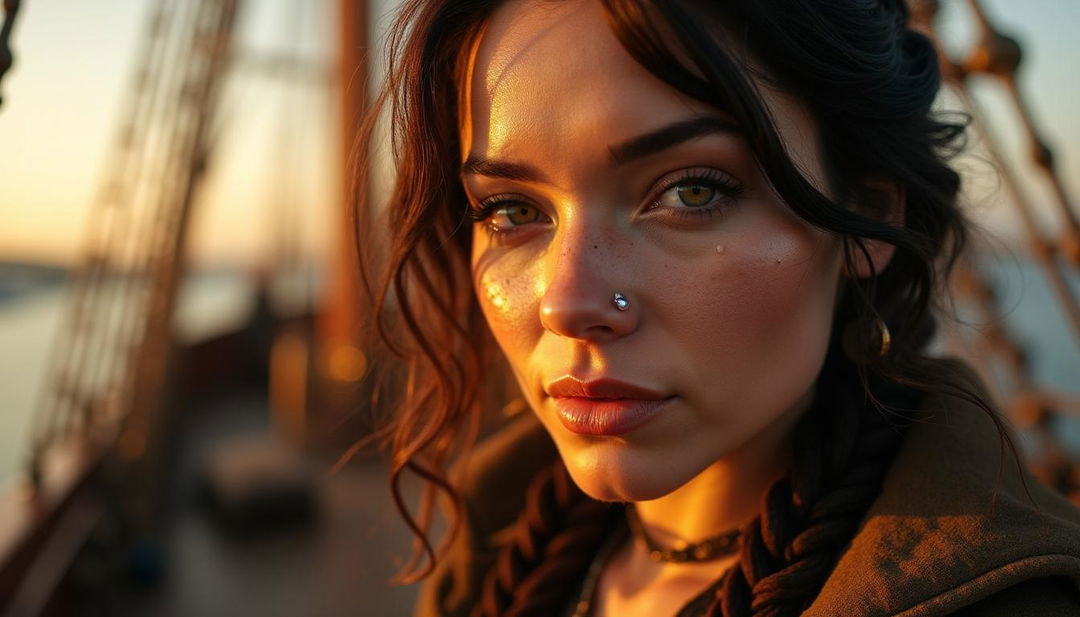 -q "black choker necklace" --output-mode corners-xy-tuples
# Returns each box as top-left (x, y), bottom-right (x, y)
(625, 506), (742, 563)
